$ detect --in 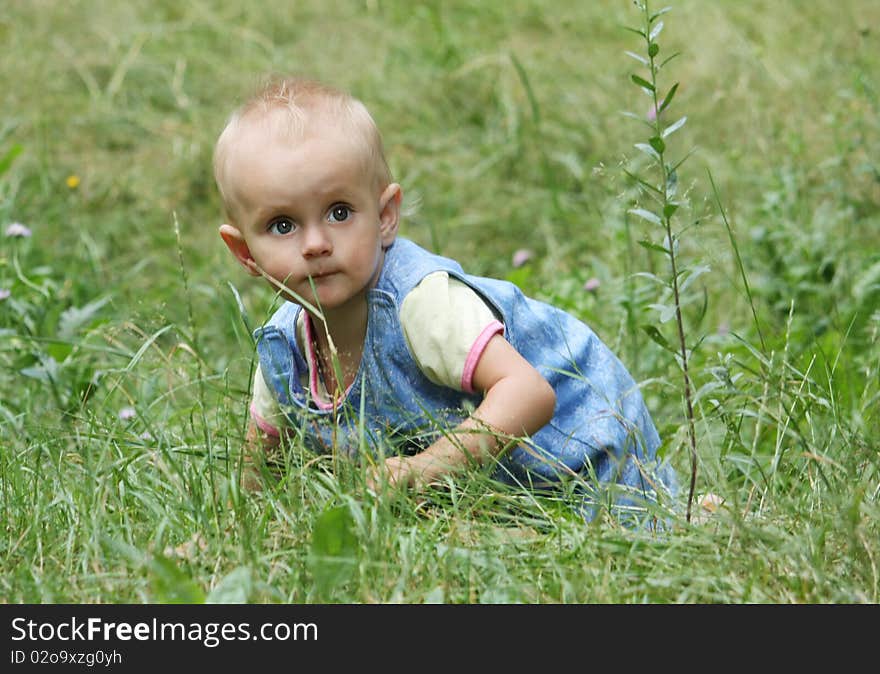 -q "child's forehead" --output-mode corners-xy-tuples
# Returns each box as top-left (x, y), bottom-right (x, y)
(233, 107), (309, 144)
(236, 104), (352, 142)
(223, 107), (381, 181)
(231, 119), (356, 168)
(220, 118), (381, 206)
(226, 110), (362, 167)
